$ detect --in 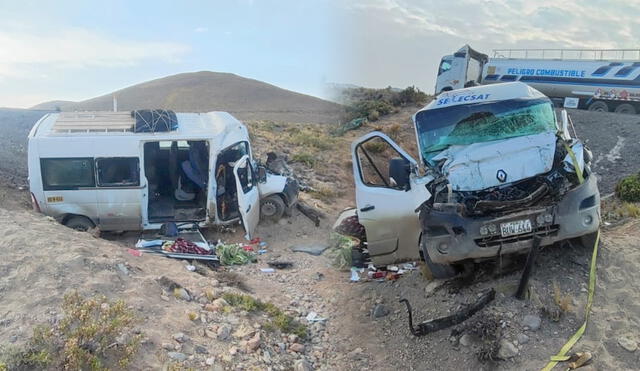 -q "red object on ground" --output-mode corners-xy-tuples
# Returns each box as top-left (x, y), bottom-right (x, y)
(127, 248), (142, 257)
(170, 238), (213, 255)
(371, 271), (386, 279)
(242, 245), (254, 252)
